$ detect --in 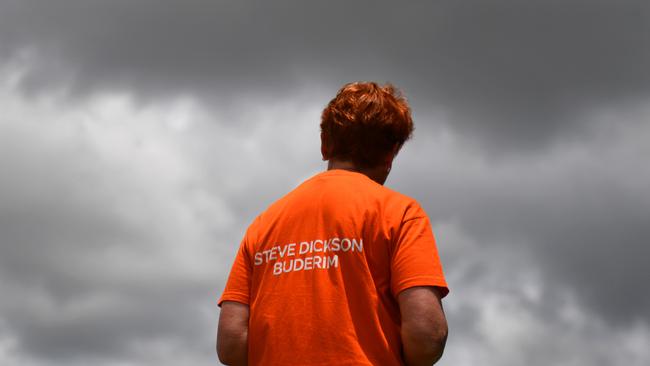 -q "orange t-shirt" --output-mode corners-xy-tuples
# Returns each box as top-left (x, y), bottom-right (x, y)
(219, 169), (448, 365)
